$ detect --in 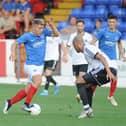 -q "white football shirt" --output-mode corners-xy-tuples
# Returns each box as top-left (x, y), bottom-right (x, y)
(45, 36), (61, 61)
(83, 44), (116, 73)
(67, 32), (93, 65)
